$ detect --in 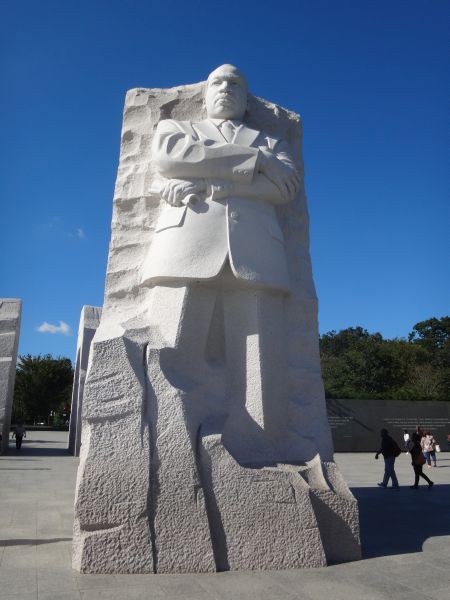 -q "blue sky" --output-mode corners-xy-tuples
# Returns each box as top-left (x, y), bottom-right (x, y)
(1, 0), (448, 362)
